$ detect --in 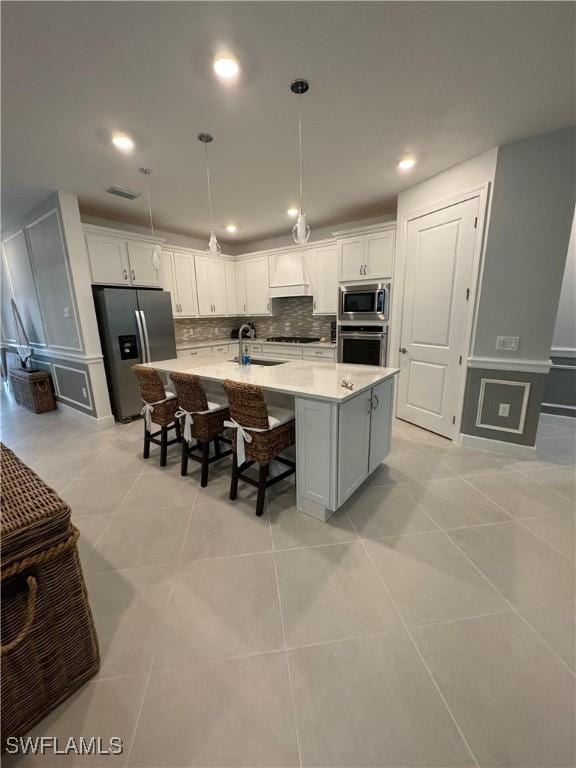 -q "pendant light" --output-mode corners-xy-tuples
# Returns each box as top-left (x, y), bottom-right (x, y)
(290, 78), (310, 245)
(198, 132), (221, 256)
(138, 167), (162, 269)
